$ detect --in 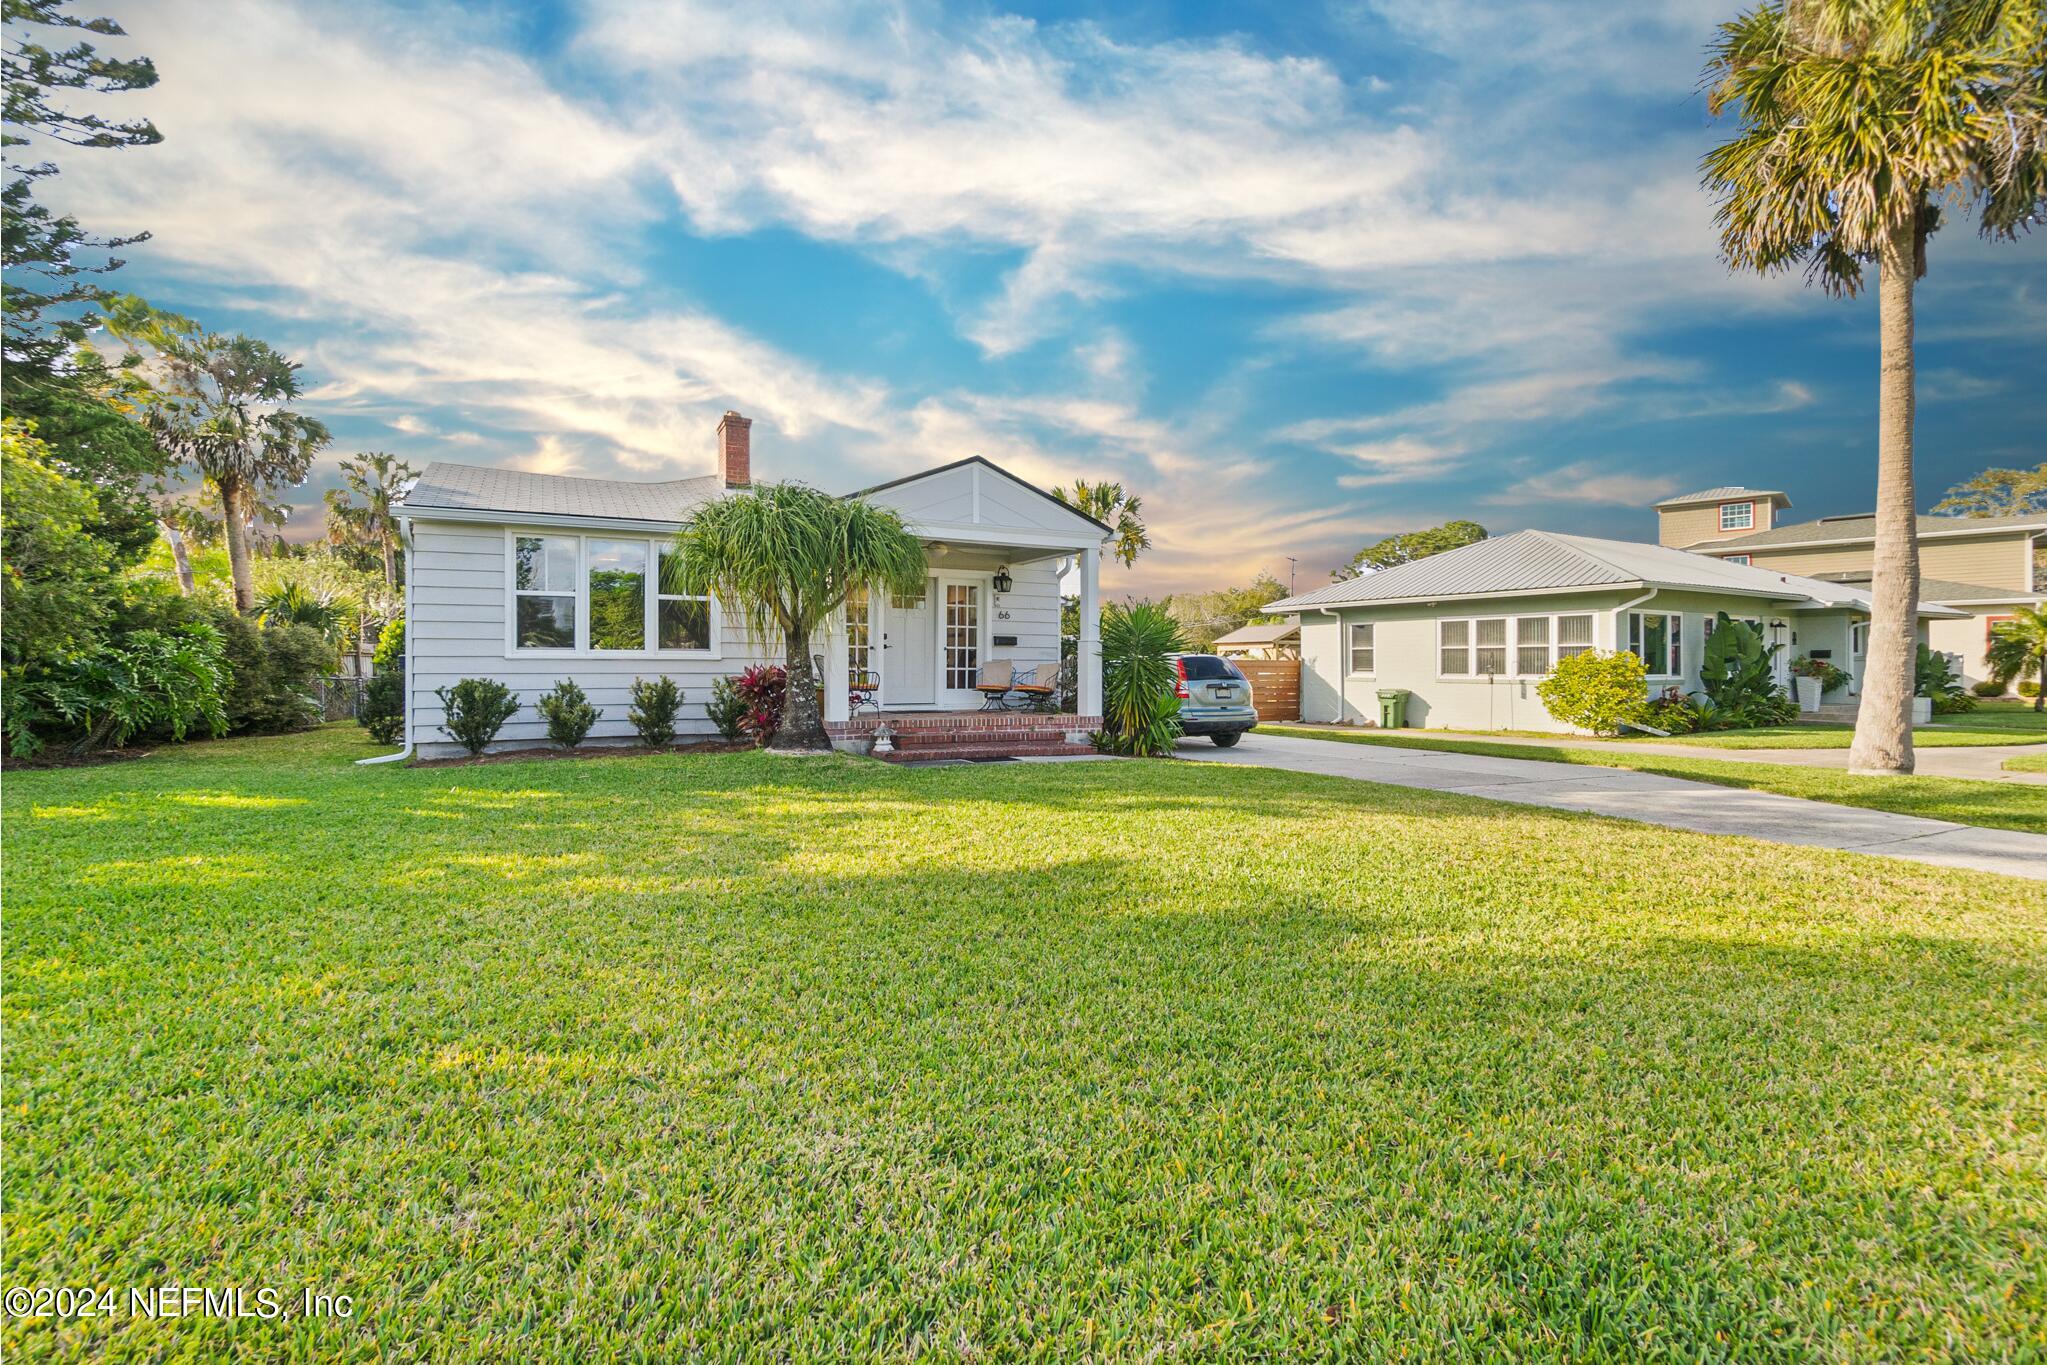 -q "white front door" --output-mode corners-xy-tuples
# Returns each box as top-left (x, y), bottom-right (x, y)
(937, 576), (986, 707)
(1850, 620), (1868, 694)
(881, 579), (937, 707)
